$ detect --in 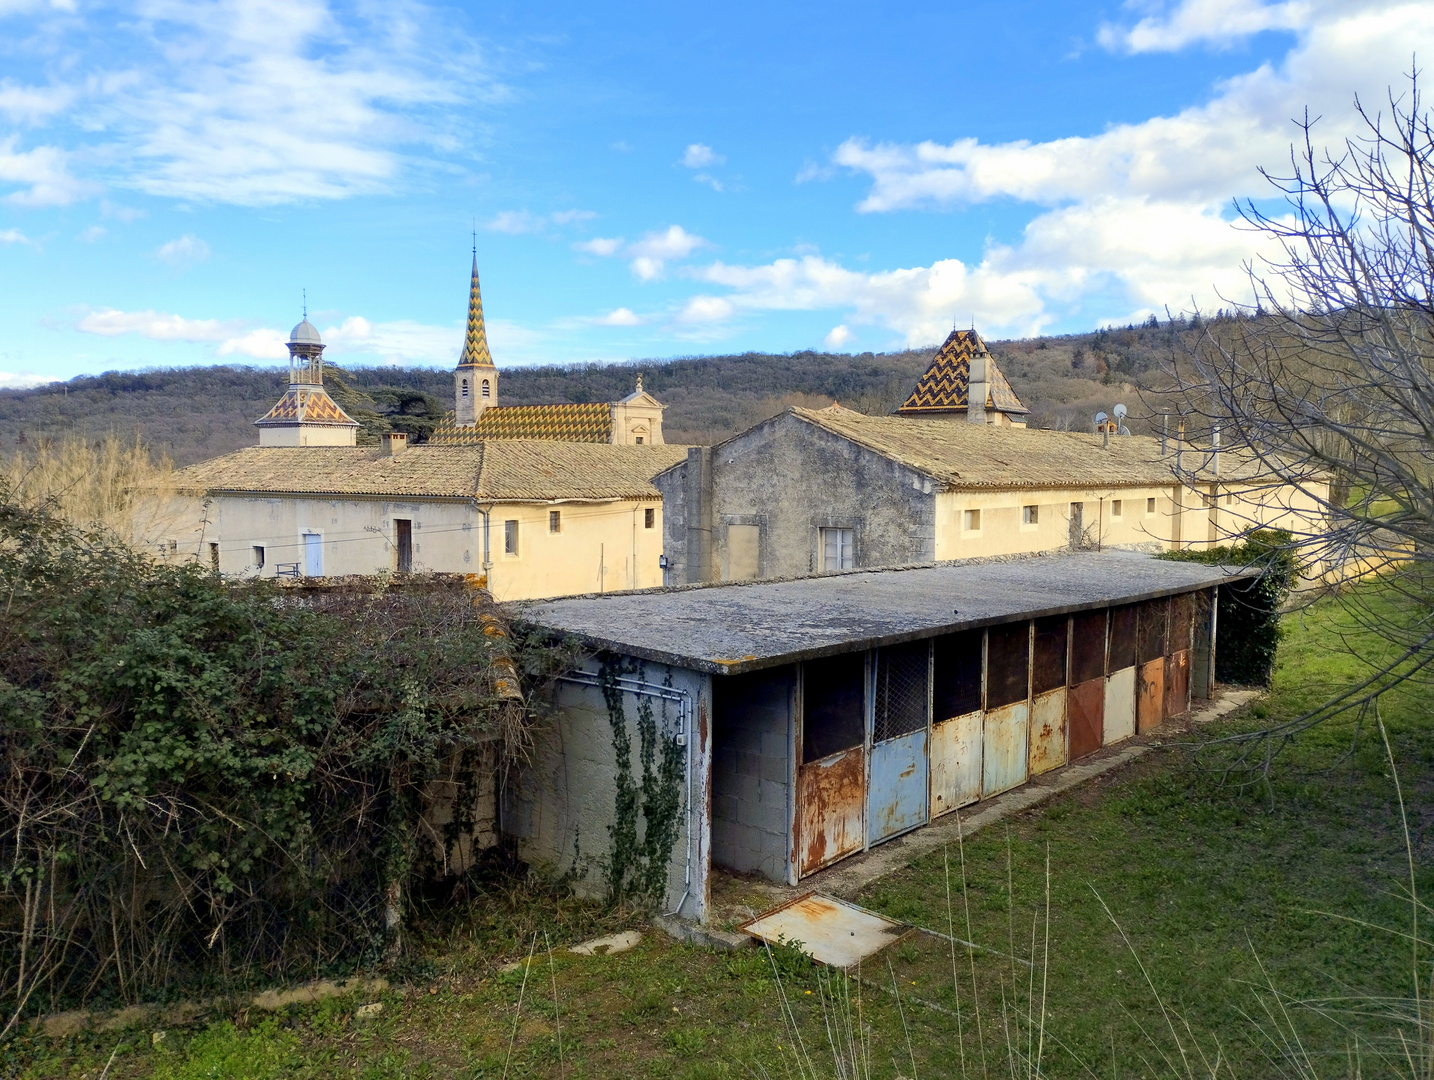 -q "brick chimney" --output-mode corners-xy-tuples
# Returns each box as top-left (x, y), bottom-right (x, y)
(382, 431), (408, 456)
